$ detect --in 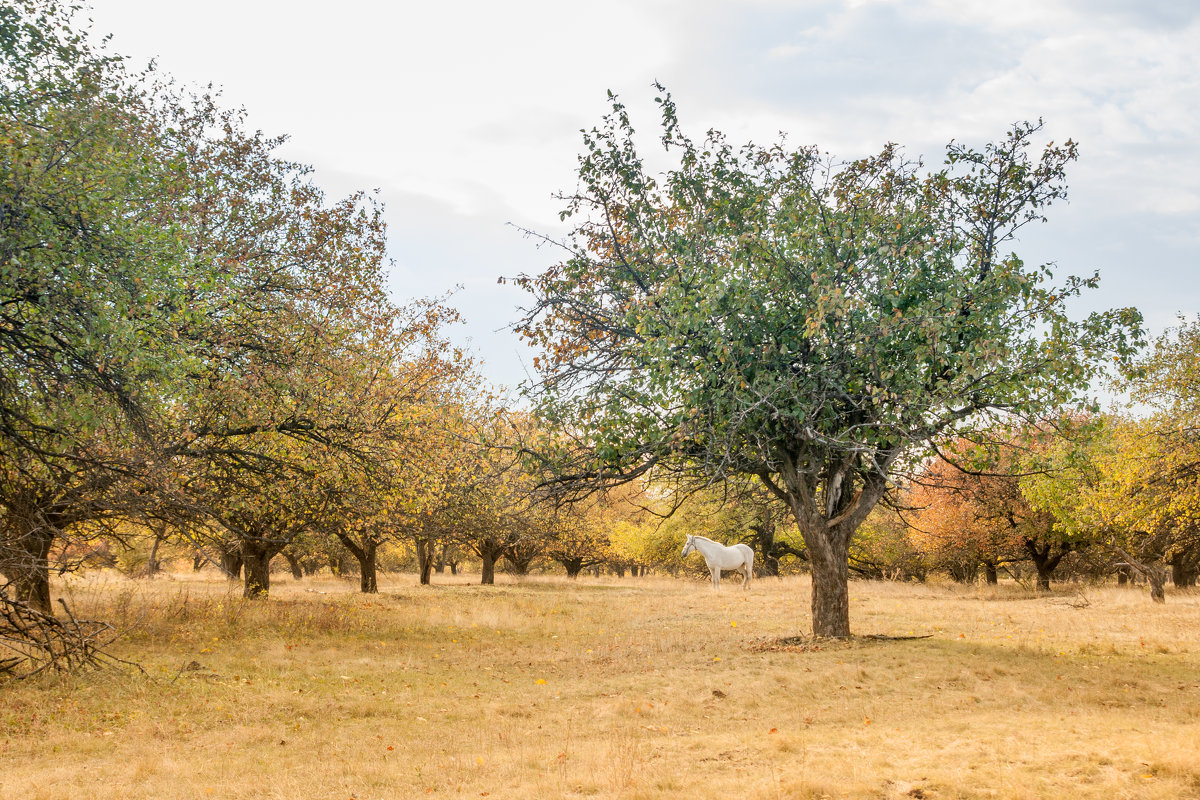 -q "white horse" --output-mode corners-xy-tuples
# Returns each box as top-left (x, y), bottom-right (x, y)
(681, 534), (754, 590)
